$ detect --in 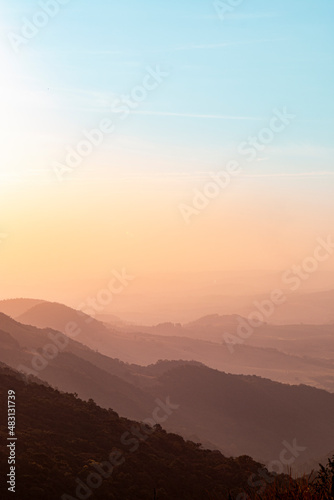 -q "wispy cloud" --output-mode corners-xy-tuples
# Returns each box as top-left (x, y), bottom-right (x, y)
(69, 170), (334, 184)
(173, 38), (286, 52)
(28, 37), (286, 59)
(187, 12), (280, 21)
(267, 144), (334, 159)
(242, 171), (334, 178)
(224, 12), (280, 20)
(126, 110), (262, 121)
(174, 42), (233, 51)
(74, 37), (287, 56)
